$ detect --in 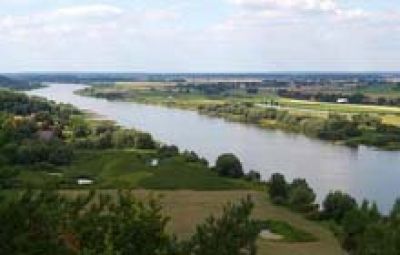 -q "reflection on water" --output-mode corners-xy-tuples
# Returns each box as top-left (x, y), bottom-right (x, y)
(28, 83), (400, 213)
